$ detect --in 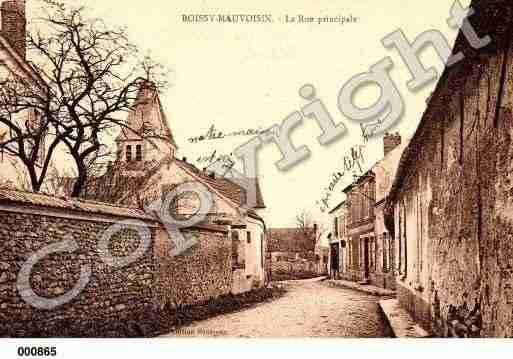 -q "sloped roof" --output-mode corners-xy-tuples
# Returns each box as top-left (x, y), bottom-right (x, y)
(0, 34), (45, 88)
(175, 158), (266, 209)
(0, 187), (155, 221)
(387, 0), (511, 204)
(175, 158), (242, 204)
(65, 155), (266, 214)
(328, 201), (346, 215)
(116, 83), (177, 148)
